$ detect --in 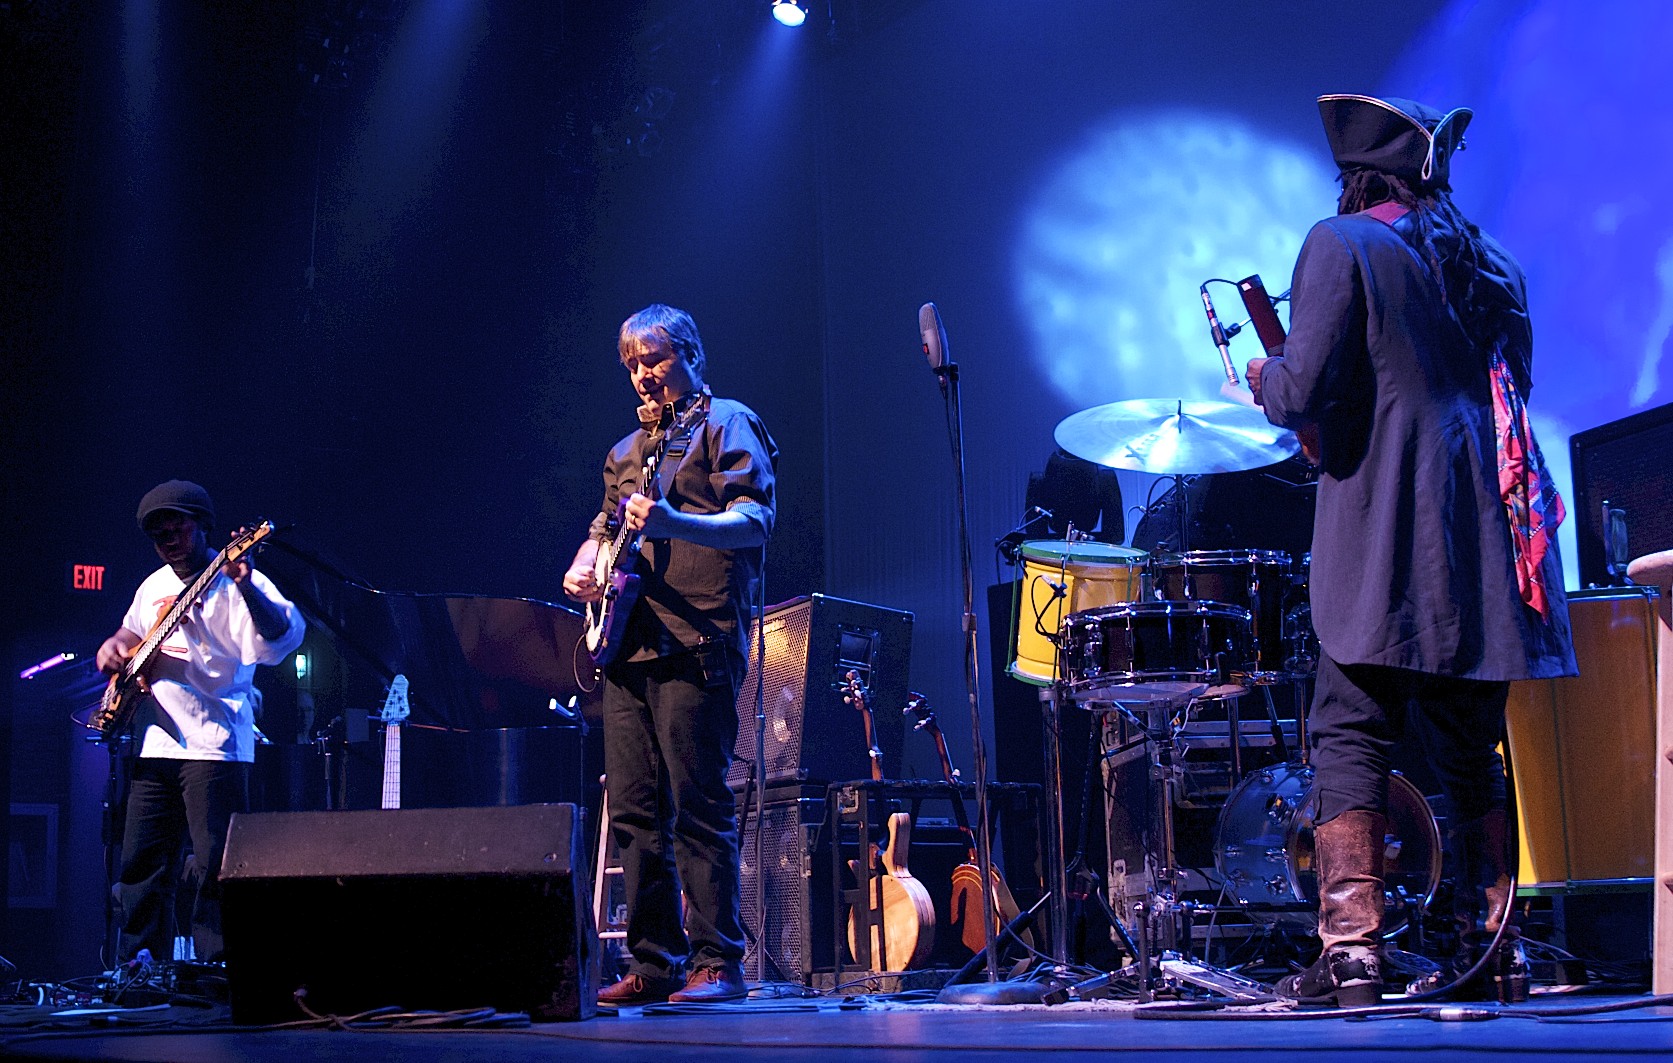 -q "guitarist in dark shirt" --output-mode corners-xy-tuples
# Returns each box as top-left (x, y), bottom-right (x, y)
(563, 304), (777, 1006)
